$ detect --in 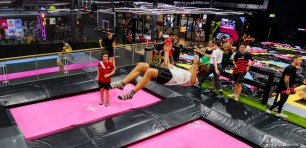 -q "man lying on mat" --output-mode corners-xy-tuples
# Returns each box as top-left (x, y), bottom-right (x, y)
(111, 55), (207, 100)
